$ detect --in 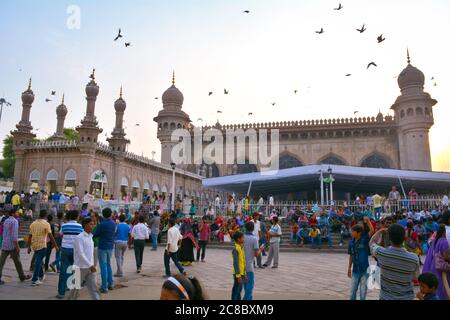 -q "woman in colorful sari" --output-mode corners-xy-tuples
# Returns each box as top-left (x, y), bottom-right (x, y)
(423, 224), (450, 300)
(178, 218), (199, 266)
